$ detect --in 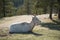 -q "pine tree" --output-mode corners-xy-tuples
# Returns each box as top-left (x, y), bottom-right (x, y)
(4, 0), (15, 16)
